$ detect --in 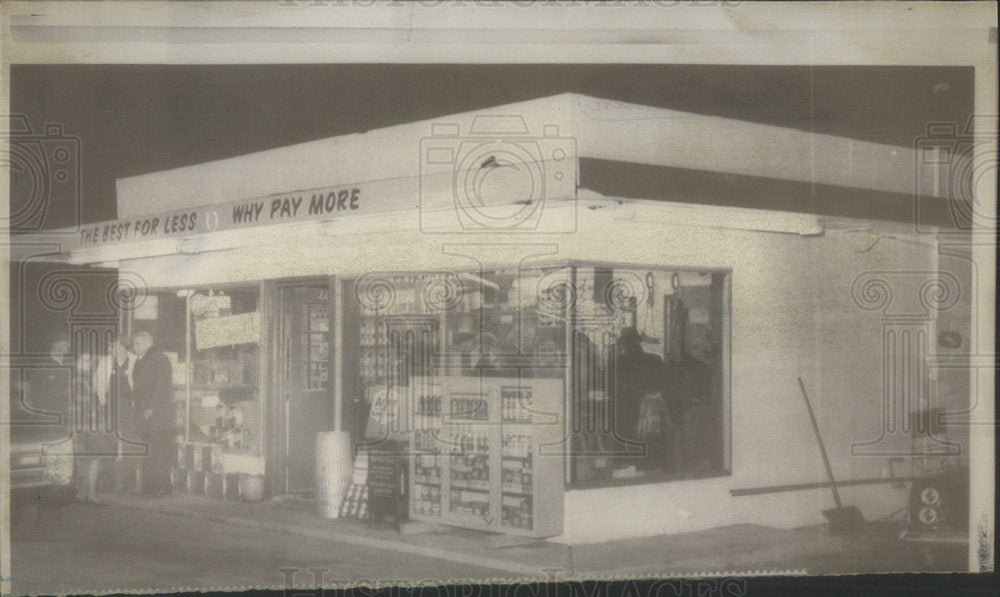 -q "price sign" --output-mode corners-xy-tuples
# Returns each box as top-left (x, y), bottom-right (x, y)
(364, 386), (408, 442)
(195, 311), (261, 350)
